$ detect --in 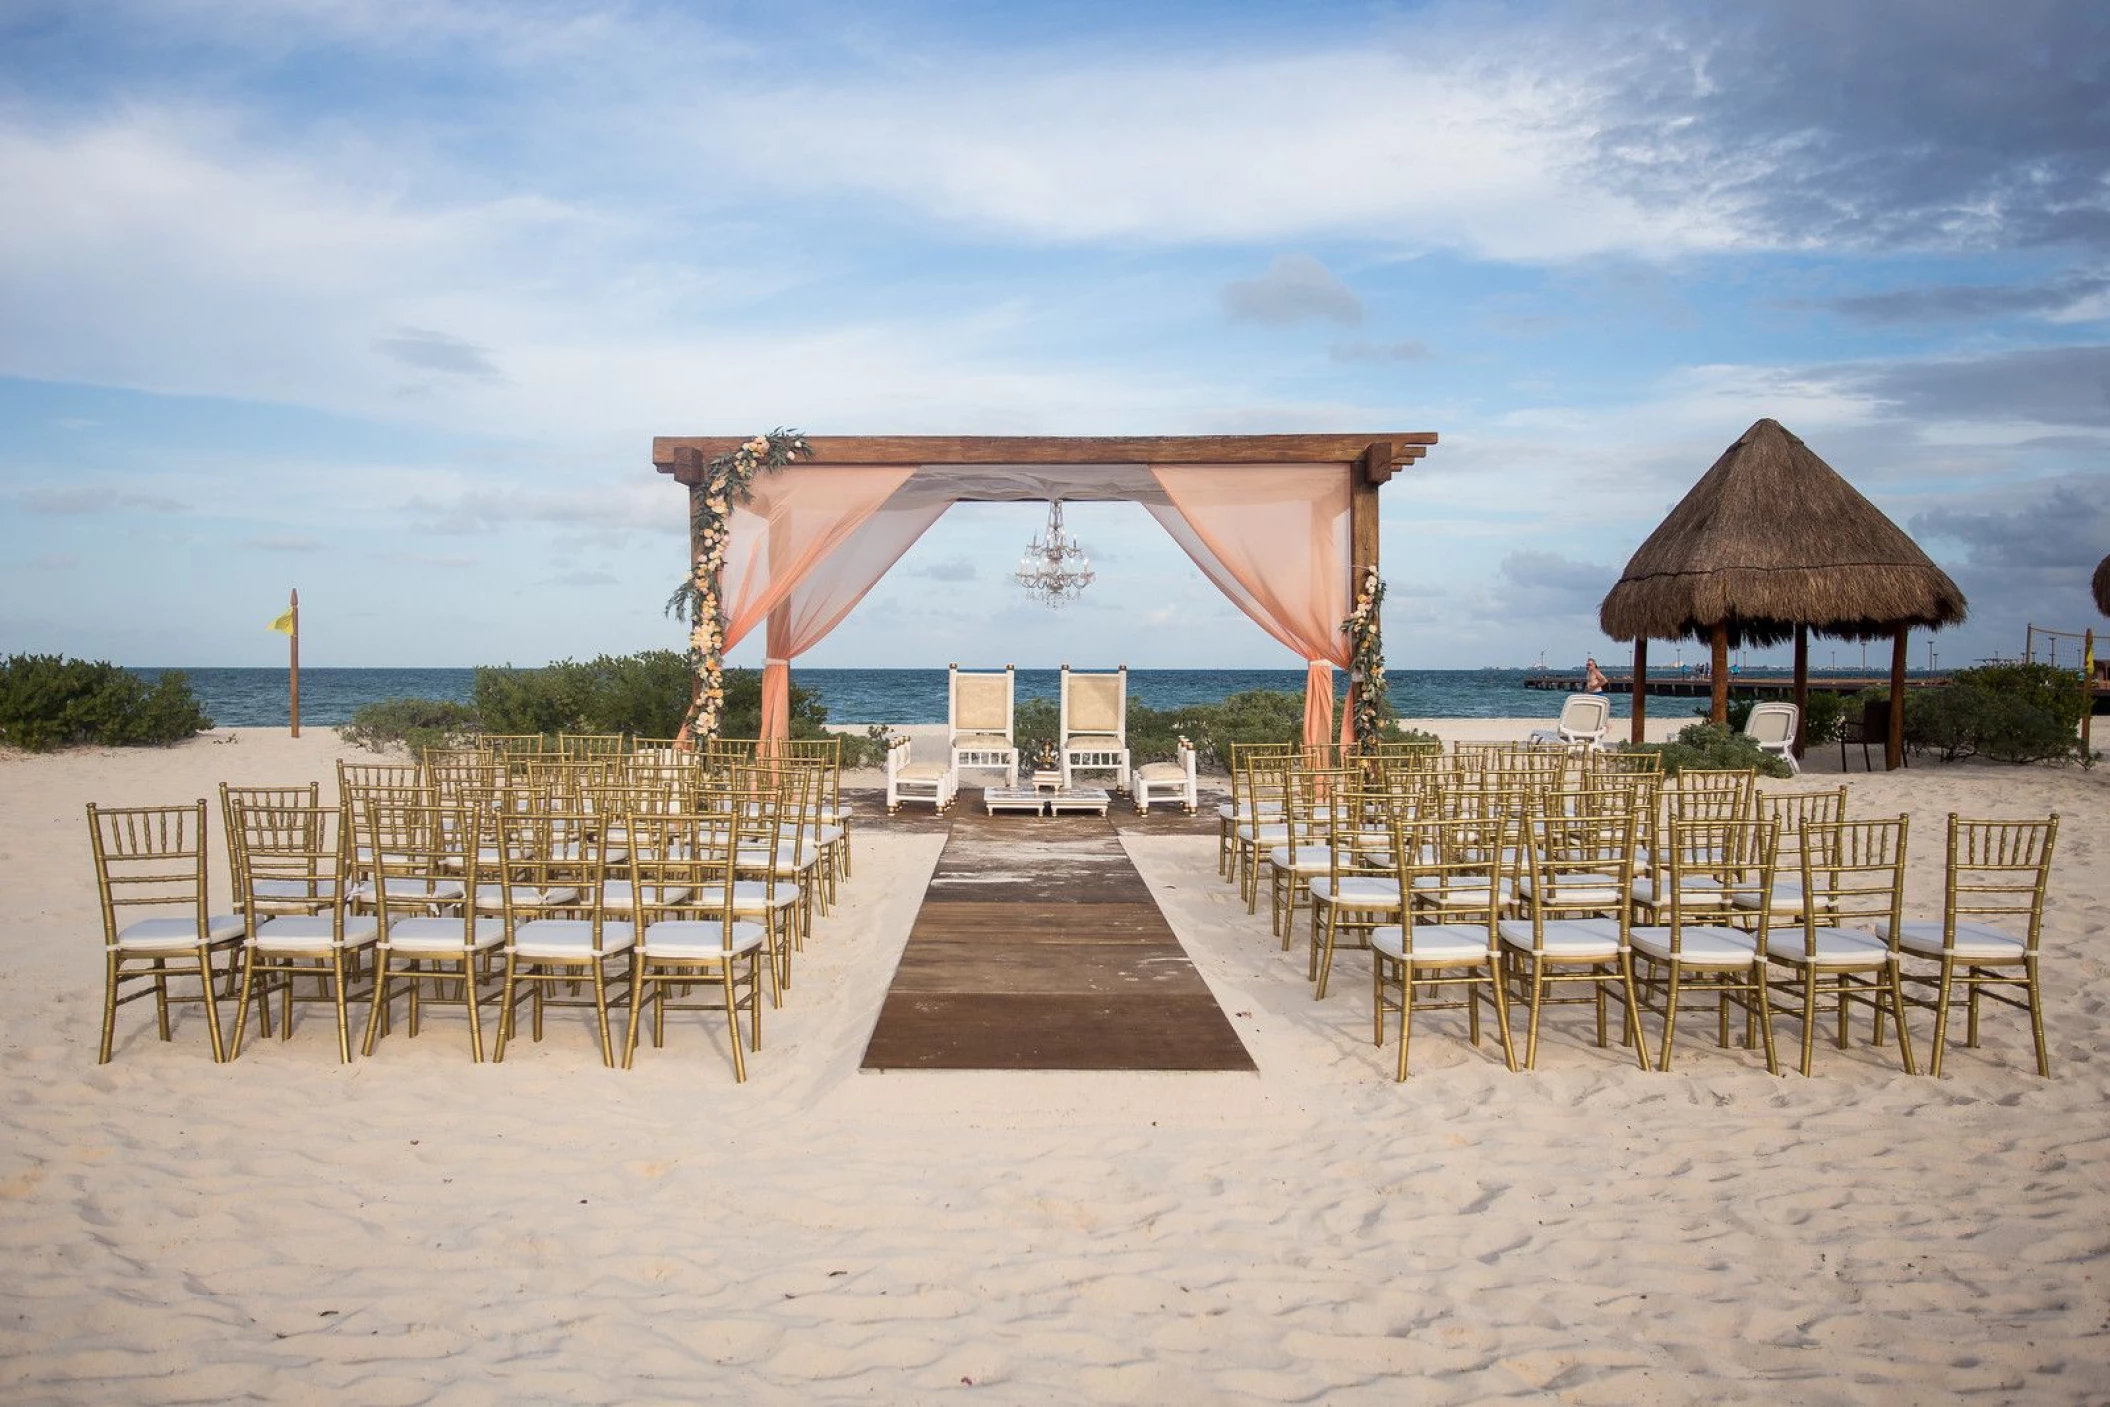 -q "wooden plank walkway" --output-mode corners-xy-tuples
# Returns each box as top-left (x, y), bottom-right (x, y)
(861, 800), (1255, 1072)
